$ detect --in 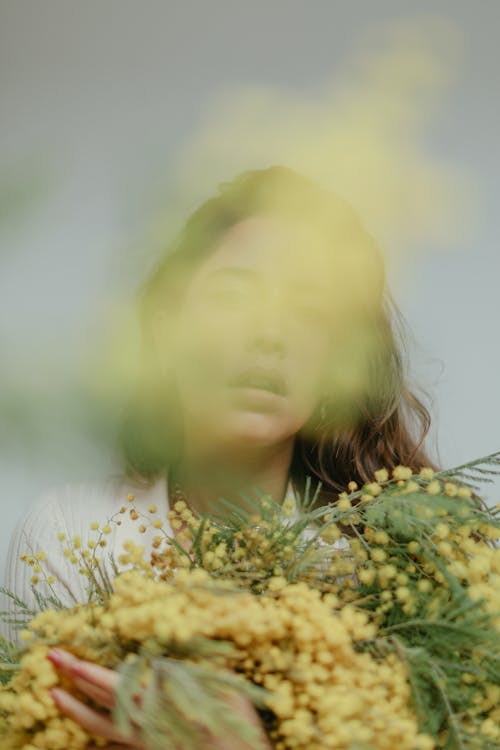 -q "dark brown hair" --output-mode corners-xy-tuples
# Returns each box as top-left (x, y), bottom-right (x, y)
(118, 166), (437, 502)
